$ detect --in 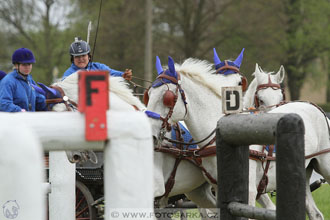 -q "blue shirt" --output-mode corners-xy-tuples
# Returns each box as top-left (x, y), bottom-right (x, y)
(0, 70), (47, 112)
(62, 62), (123, 80)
